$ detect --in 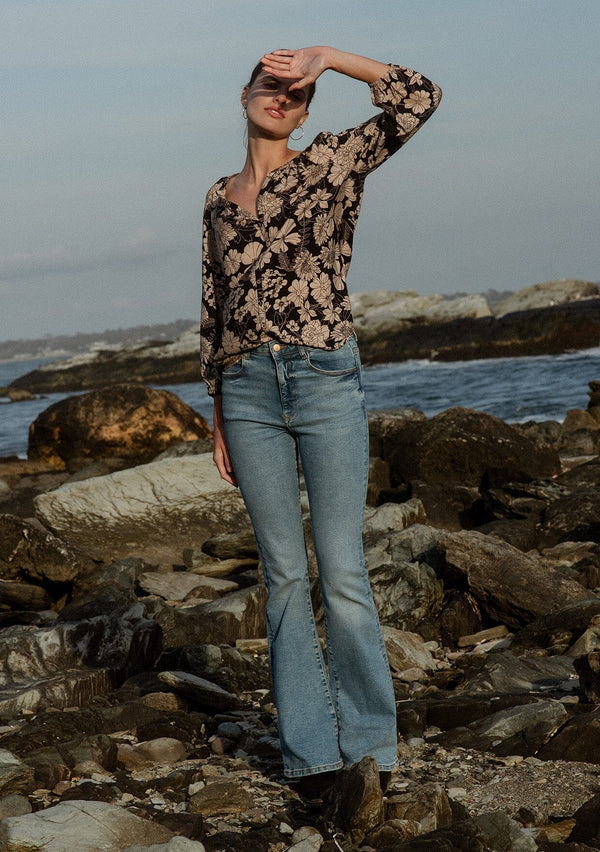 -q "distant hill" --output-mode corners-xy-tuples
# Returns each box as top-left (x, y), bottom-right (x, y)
(0, 319), (197, 362)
